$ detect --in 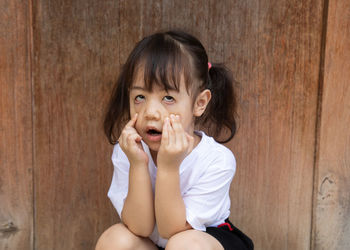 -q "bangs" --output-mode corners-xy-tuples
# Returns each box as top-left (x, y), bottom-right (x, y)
(129, 34), (193, 93)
